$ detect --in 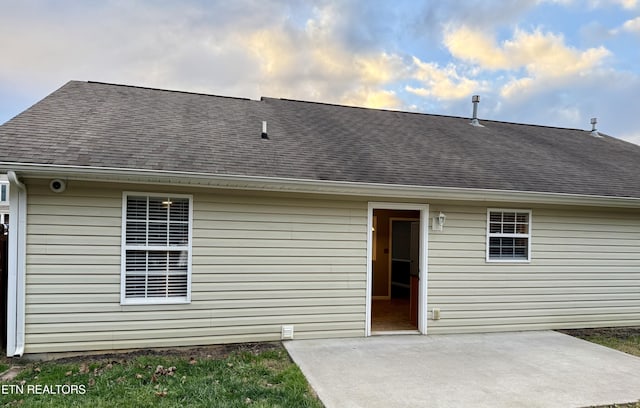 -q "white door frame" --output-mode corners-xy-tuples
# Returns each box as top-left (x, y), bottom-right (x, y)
(366, 202), (429, 336)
